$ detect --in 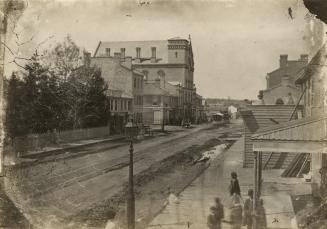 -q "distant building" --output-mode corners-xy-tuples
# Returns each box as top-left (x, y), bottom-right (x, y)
(90, 55), (144, 133)
(244, 44), (327, 199)
(194, 94), (206, 123)
(240, 105), (300, 169)
(228, 105), (237, 119)
(93, 37), (196, 125)
(142, 78), (179, 125)
(259, 54), (308, 105)
(204, 98), (250, 117)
